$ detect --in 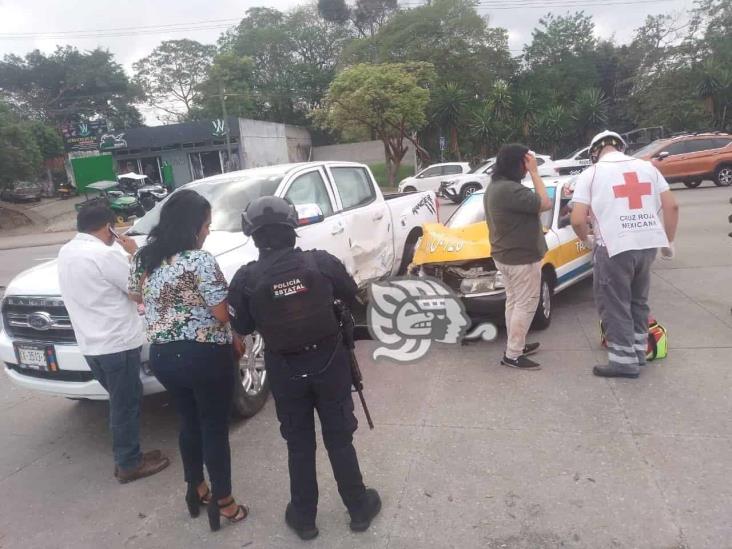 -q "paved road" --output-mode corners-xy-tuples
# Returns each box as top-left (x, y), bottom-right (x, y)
(0, 188), (730, 548)
(0, 244), (62, 293)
